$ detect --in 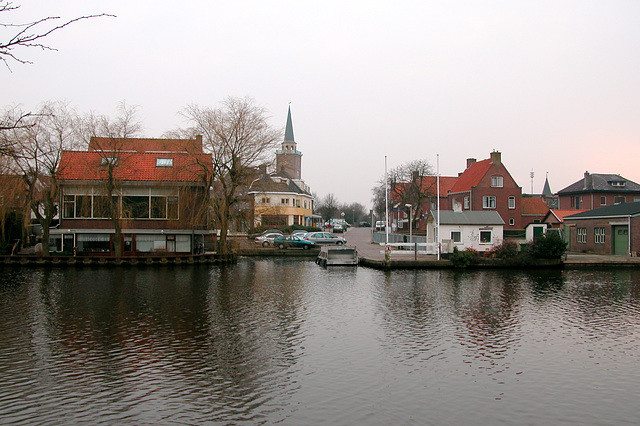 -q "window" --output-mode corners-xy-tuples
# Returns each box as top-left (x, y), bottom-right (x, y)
(261, 197), (270, 204)
(76, 195), (92, 218)
(463, 197), (469, 209)
(577, 227), (587, 244)
(600, 196), (606, 205)
(614, 196), (625, 204)
(151, 196), (167, 218)
(450, 231), (461, 243)
(480, 230), (492, 244)
(123, 196), (150, 219)
(491, 176), (503, 187)
(483, 196), (496, 209)
(610, 181), (626, 187)
(595, 227), (605, 244)
(63, 195), (75, 218)
(93, 195), (113, 218)
(167, 196), (179, 219)
(508, 196), (515, 209)
(509, 218), (515, 226)
(100, 156), (118, 166)
(281, 198), (286, 205)
(156, 158), (173, 167)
